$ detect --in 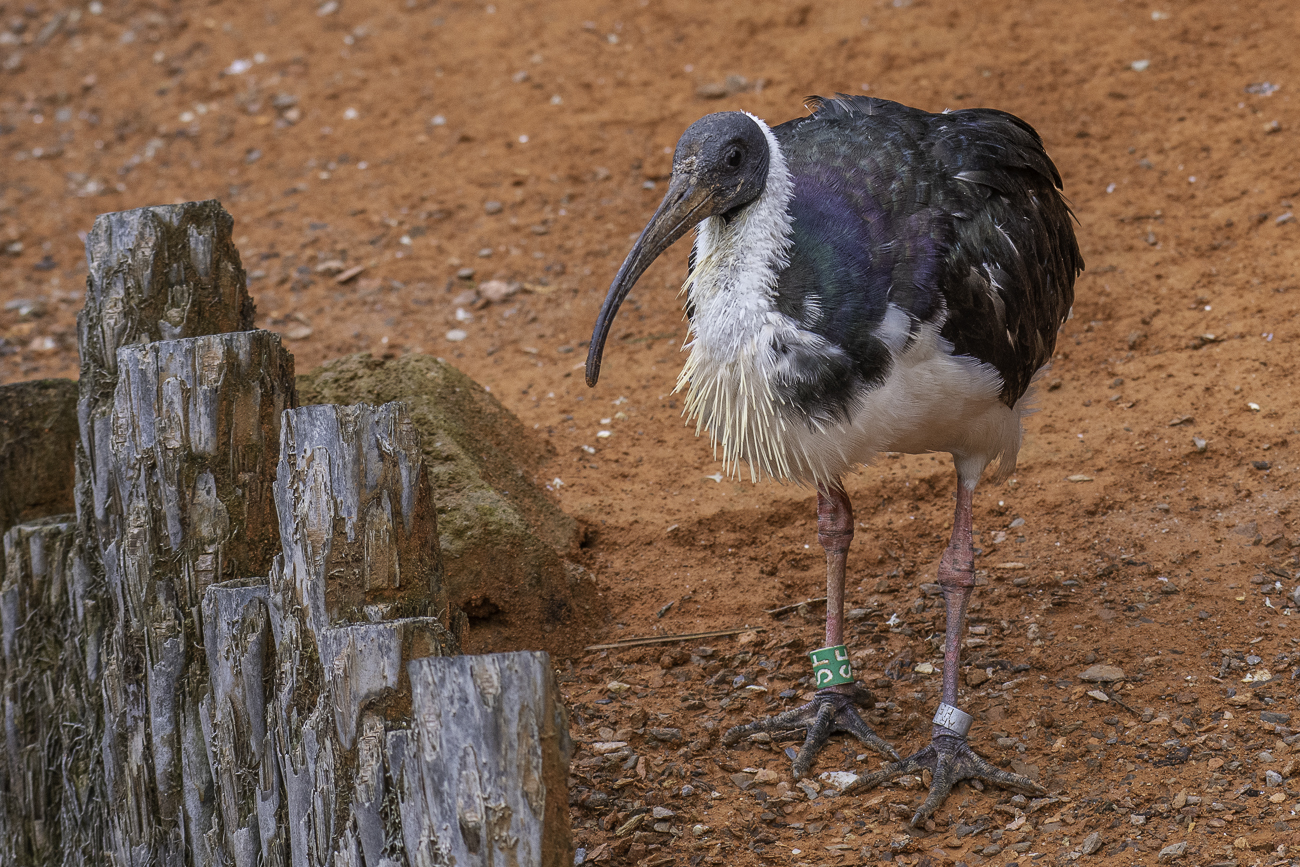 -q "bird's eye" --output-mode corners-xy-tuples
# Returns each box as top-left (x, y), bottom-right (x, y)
(725, 147), (743, 168)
